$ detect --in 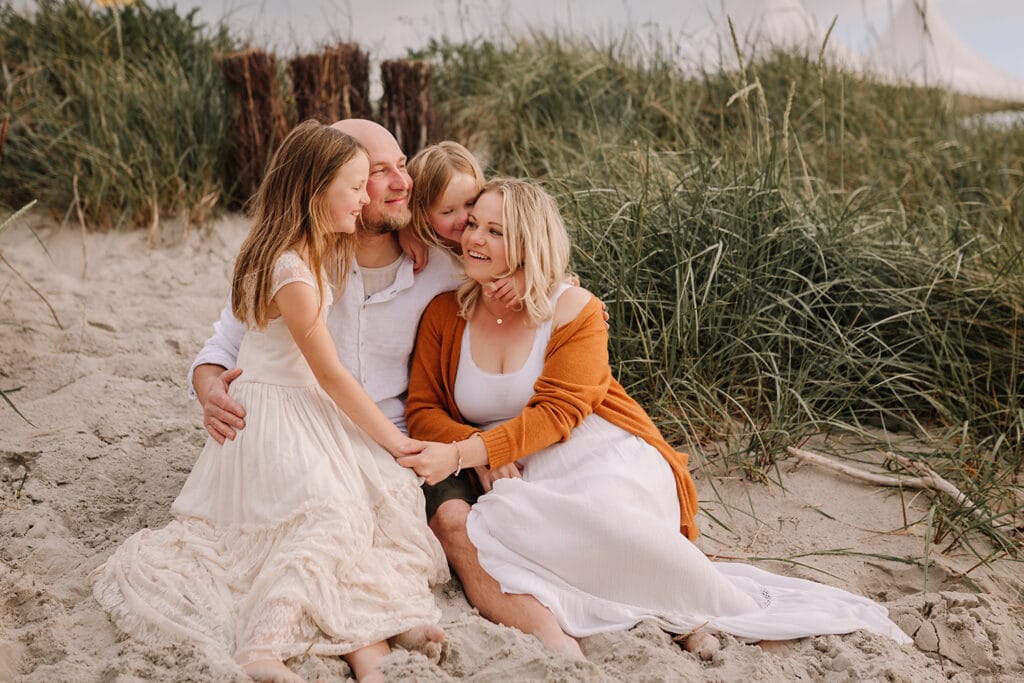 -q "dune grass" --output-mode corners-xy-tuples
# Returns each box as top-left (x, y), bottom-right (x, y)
(0, 0), (235, 228)
(418, 34), (1023, 551)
